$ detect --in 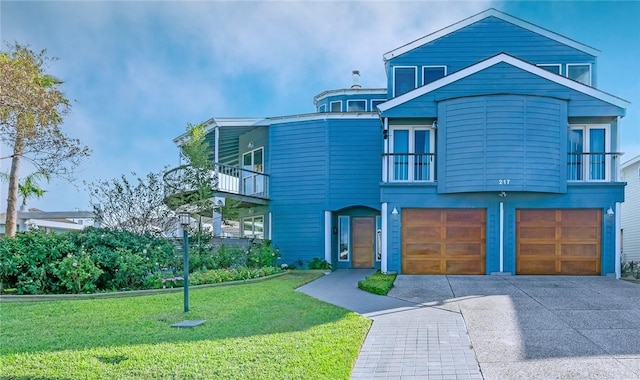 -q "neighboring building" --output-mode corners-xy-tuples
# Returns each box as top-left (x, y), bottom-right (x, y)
(621, 156), (640, 262)
(166, 9), (631, 276)
(0, 209), (95, 235)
